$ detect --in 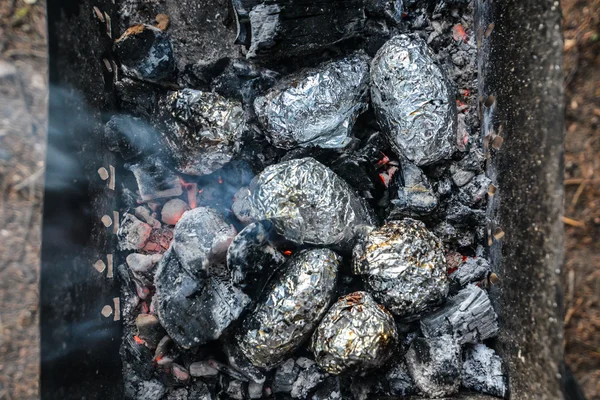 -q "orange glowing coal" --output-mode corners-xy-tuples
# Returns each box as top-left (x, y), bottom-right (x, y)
(133, 335), (145, 345)
(179, 176), (198, 209)
(283, 250), (293, 256)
